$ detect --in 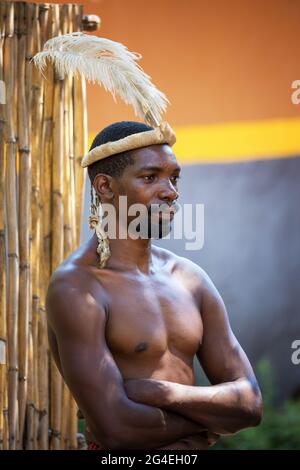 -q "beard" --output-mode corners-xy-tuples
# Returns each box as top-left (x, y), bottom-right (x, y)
(146, 202), (178, 239)
(133, 213), (173, 239)
(127, 202), (178, 240)
(134, 219), (172, 239)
